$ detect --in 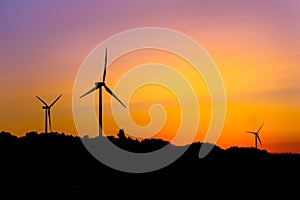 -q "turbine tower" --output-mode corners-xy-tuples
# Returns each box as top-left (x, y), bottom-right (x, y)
(80, 48), (126, 138)
(247, 123), (263, 149)
(36, 94), (62, 133)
